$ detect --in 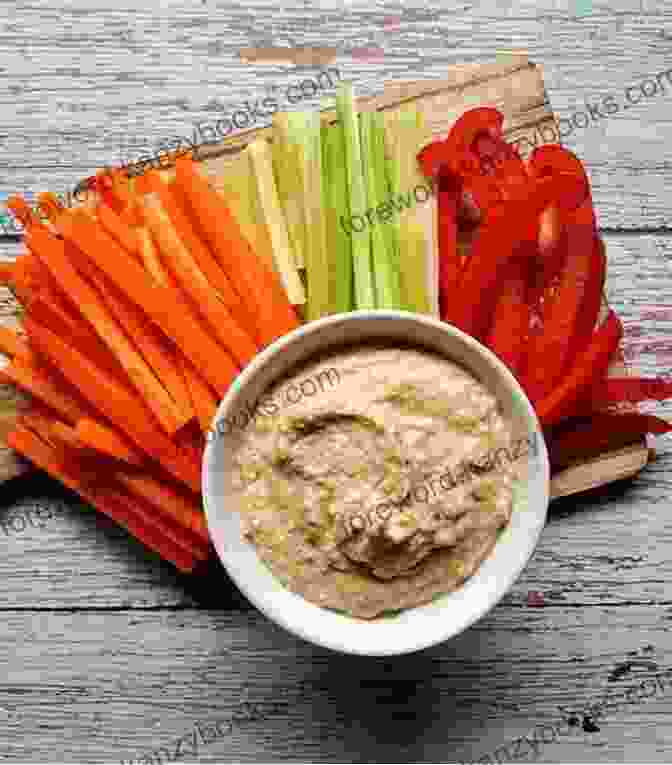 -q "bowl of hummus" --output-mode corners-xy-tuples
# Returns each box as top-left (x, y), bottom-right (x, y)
(203, 310), (549, 655)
